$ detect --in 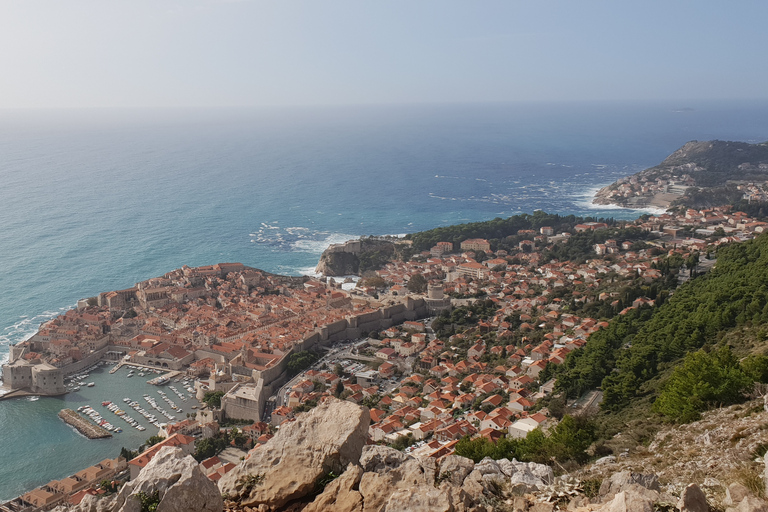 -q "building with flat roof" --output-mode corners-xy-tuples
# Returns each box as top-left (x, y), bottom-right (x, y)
(221, 382), (263, 422)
